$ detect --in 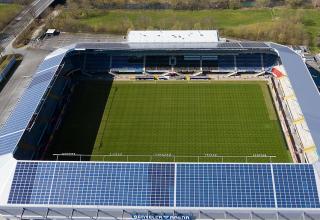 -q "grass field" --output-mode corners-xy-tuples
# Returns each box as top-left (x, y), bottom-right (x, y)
(54, 8), (320, 51)
(89, 81), (291, 163)
(0, 3), (22, 31)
